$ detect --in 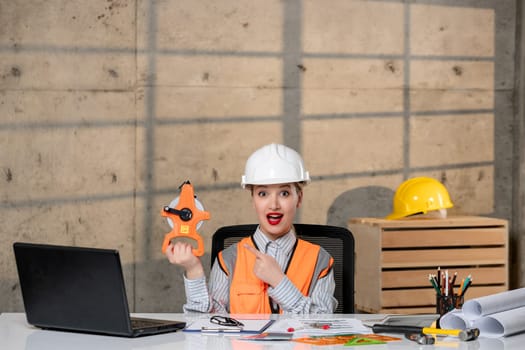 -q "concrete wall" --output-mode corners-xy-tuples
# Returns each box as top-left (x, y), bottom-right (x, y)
(517, 0), (525, 296)
(1, 0), (523, 312)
